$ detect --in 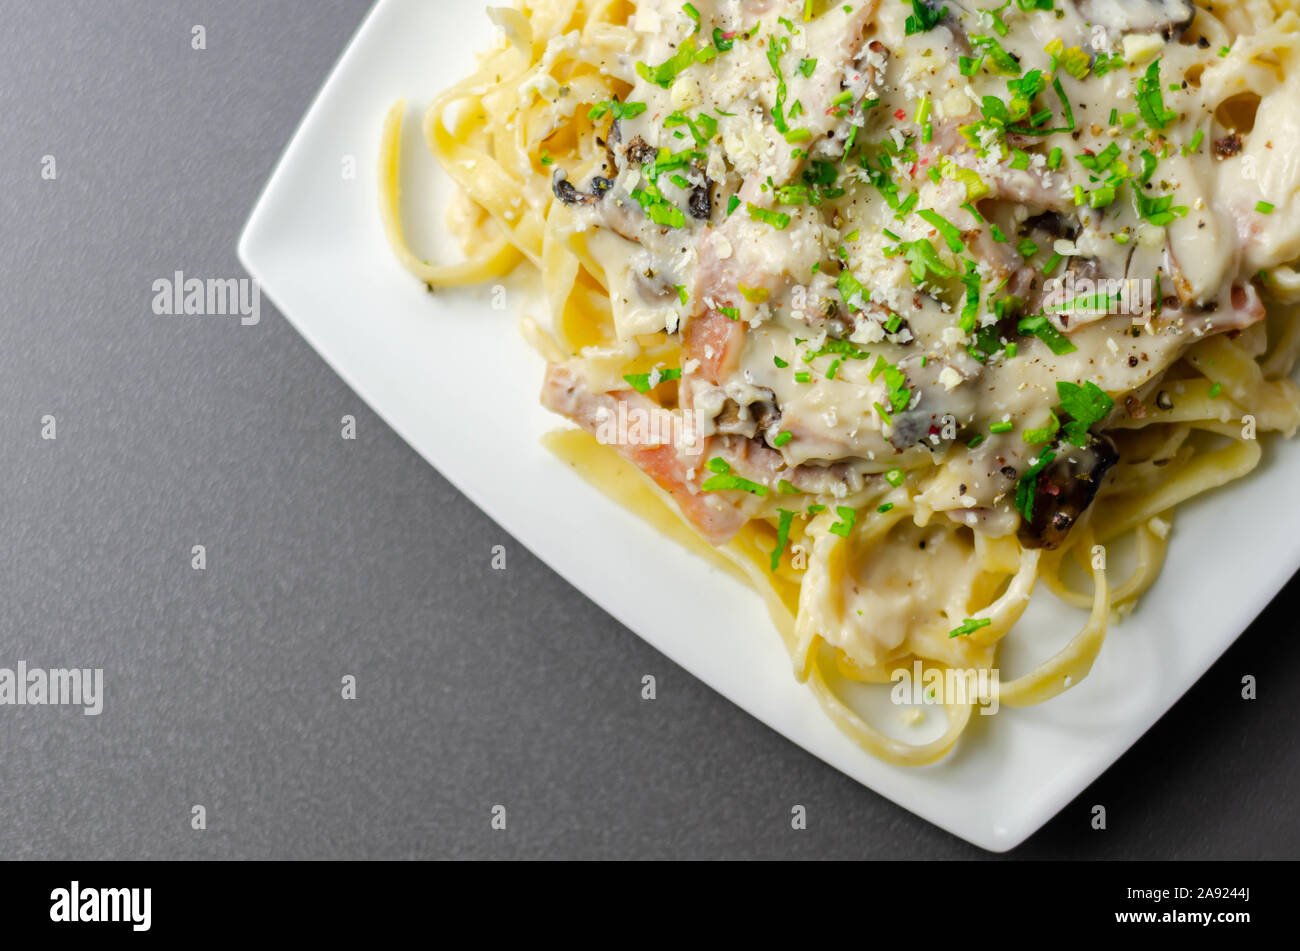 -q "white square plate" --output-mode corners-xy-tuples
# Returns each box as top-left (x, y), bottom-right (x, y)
(239, 0), (1300, 851)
